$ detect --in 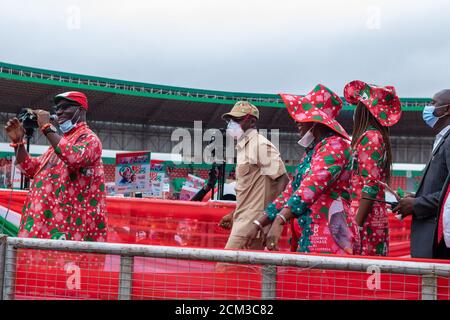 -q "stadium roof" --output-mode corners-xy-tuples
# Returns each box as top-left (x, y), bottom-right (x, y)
(0, 61), (432, 135)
